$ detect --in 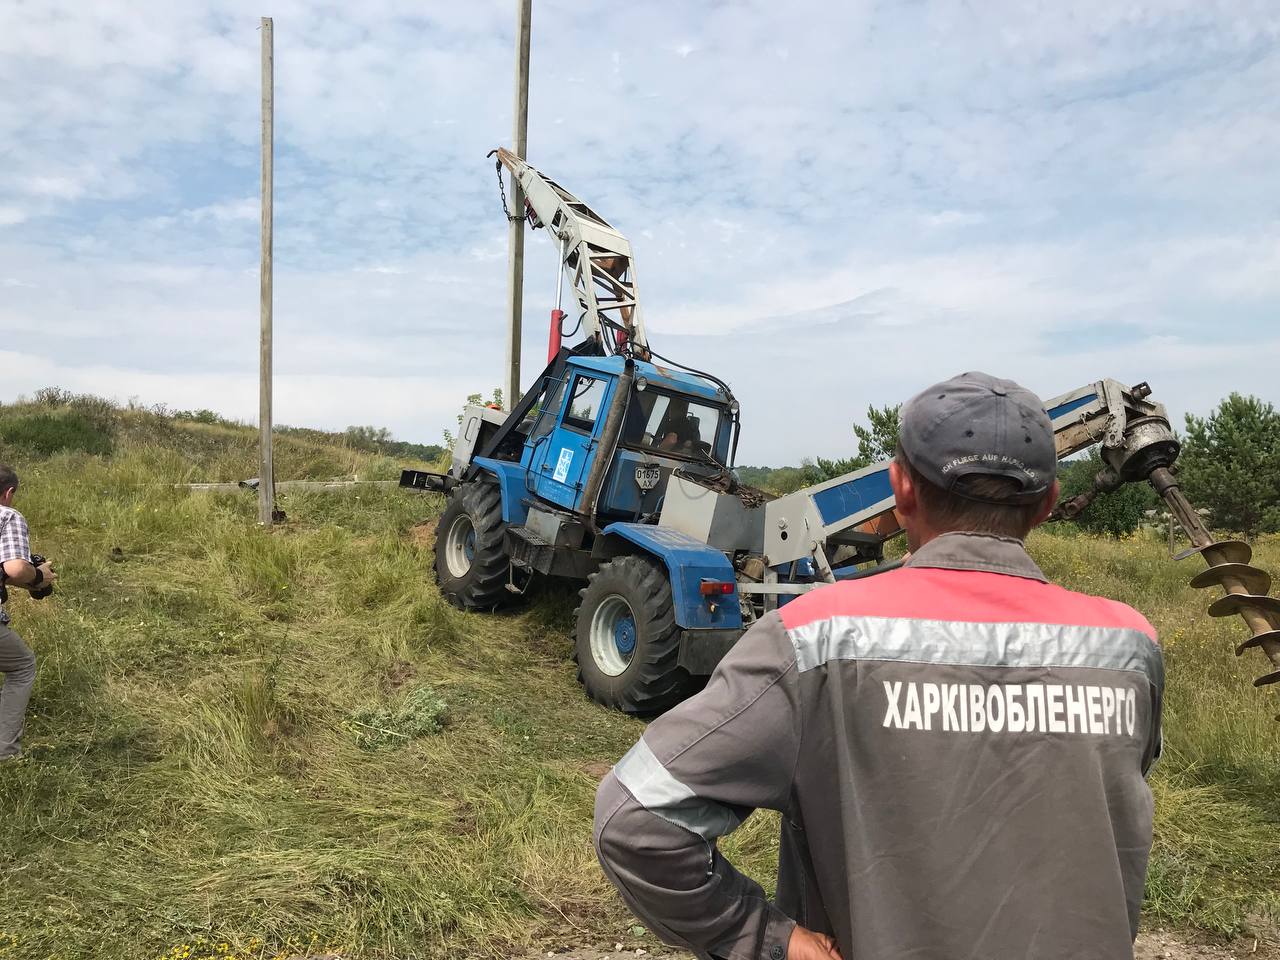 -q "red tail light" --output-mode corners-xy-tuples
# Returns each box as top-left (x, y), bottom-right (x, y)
(699, 580), (735, 596)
